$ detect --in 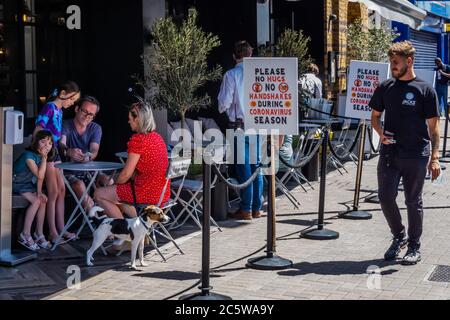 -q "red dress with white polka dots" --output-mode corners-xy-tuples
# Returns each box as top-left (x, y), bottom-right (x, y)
(116, 132), (170, 205)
